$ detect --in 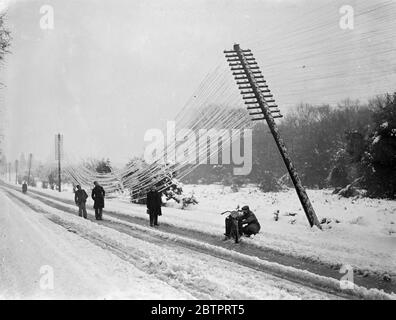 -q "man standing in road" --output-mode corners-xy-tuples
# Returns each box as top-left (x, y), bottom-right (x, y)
(74, 185), (88, 219)
(146, 185), (162, 227)
(22, 181), (28, 194)
(92, 181), (105, 220)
